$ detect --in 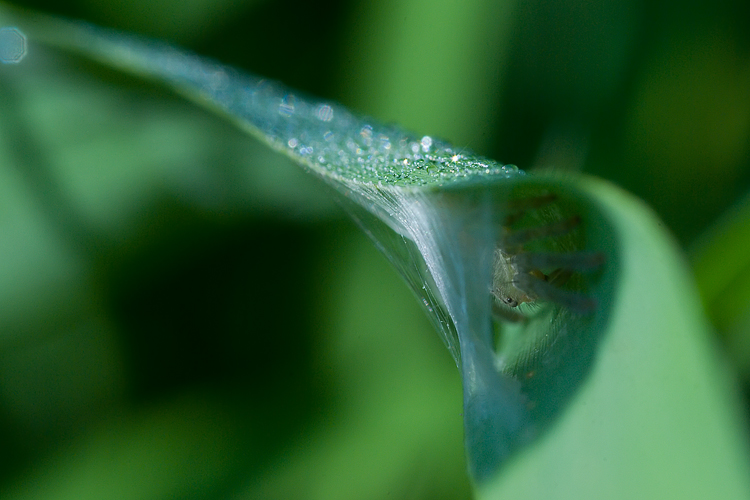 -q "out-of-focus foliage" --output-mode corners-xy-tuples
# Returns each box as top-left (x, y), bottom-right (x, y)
(0, 0), (749, 499)
(692, 191), (750, 377)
